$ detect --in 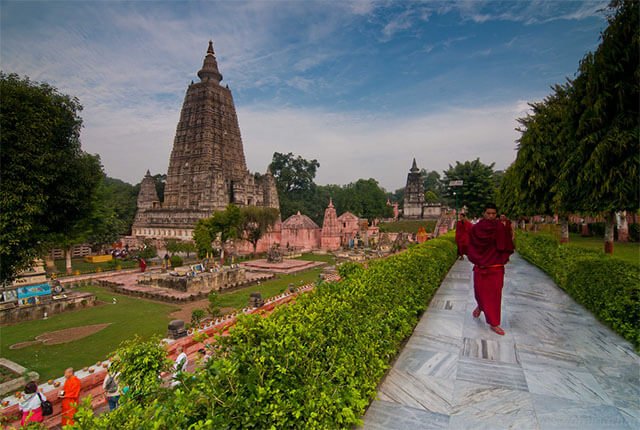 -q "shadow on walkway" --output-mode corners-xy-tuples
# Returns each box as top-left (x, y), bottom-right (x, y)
(361, 253), (639, 430)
